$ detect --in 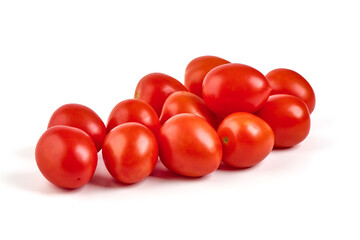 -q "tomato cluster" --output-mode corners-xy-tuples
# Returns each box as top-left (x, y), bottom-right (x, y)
(35, 55), (315, 189)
